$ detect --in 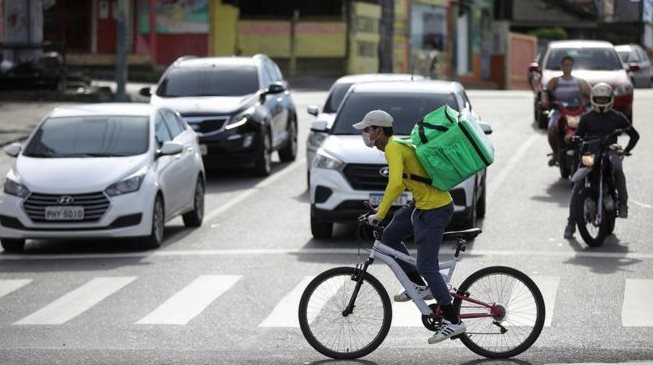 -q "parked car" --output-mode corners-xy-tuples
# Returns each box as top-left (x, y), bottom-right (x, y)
(141, 54), (297, 176)
(308, 80), (492, 239)
(529, 40), (634, 128)
(0, 103), (205, 252)
(305, 73), (425, 185)
(615, 44), (652, 88)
